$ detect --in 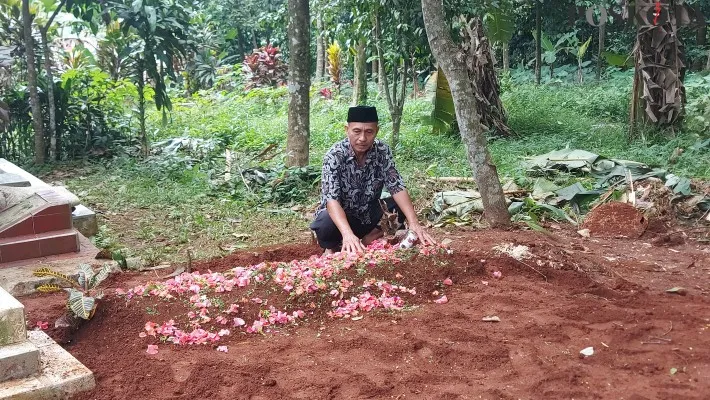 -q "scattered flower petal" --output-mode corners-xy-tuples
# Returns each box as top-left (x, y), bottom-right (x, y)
(217, 345), (229, 353)
(146, 345), (159, 355)
(493, 271), (502, 279)
(443, 278), (453, 286)
(434, 295), (448, 304)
